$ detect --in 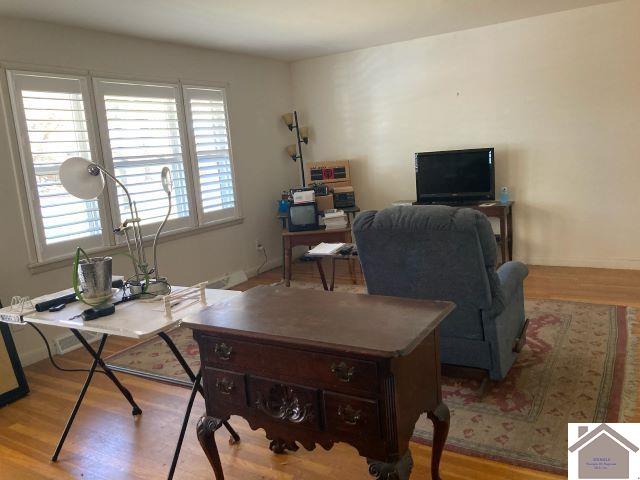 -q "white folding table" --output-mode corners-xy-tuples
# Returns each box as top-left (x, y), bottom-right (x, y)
(0, 286), (242, 479)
